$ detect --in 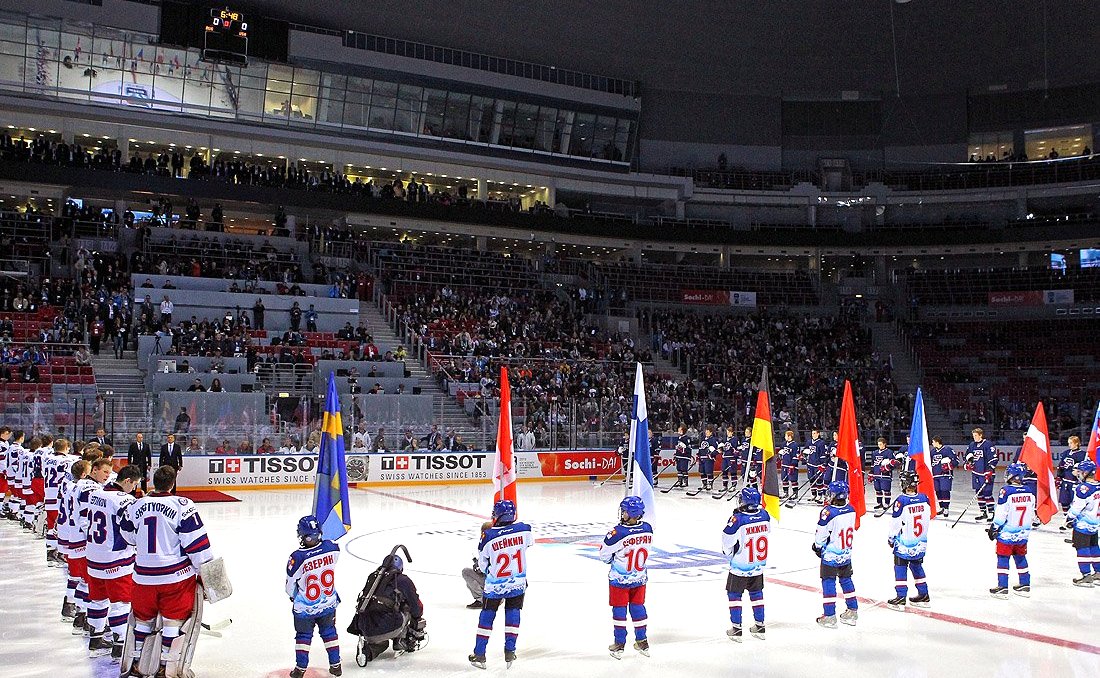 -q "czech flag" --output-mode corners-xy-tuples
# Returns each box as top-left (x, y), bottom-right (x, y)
(1018, 402), (1059, 524)
(906, 388), (938, 517)
(628, 363), (657, 527)
(751, 367), (781, 520)
(492, 366), (517, 508)
(313, 373), (351, 540)
(837, 380), (866, 528)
